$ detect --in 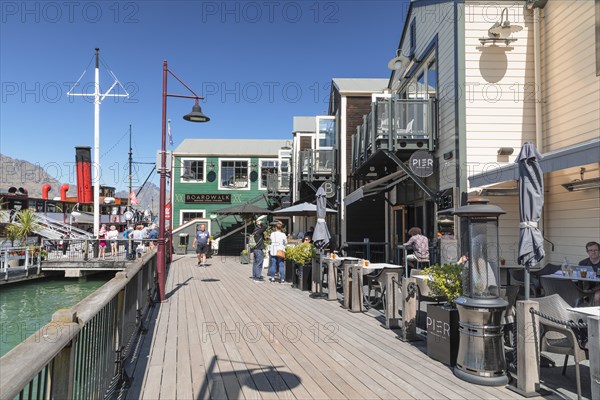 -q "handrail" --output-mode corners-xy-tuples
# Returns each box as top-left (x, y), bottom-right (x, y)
(0, 252), (157, 399)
